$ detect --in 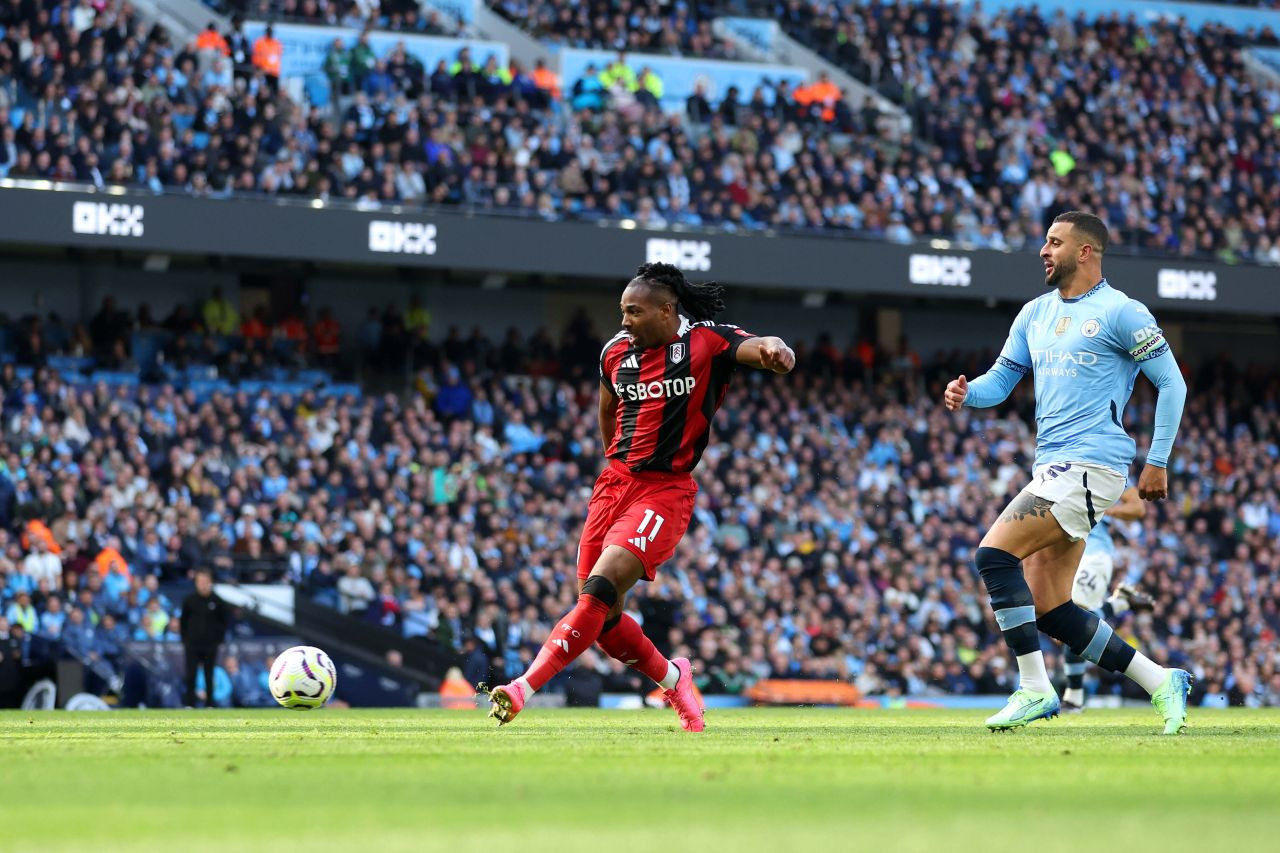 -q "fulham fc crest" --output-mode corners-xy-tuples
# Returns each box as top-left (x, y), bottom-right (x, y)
(668, 342), (686, 363)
